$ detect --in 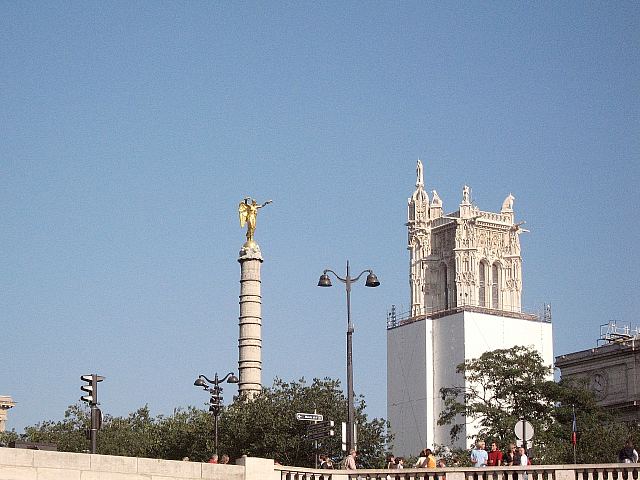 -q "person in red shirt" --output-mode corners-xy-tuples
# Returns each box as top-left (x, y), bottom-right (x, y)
(487, 442), (503, 467)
